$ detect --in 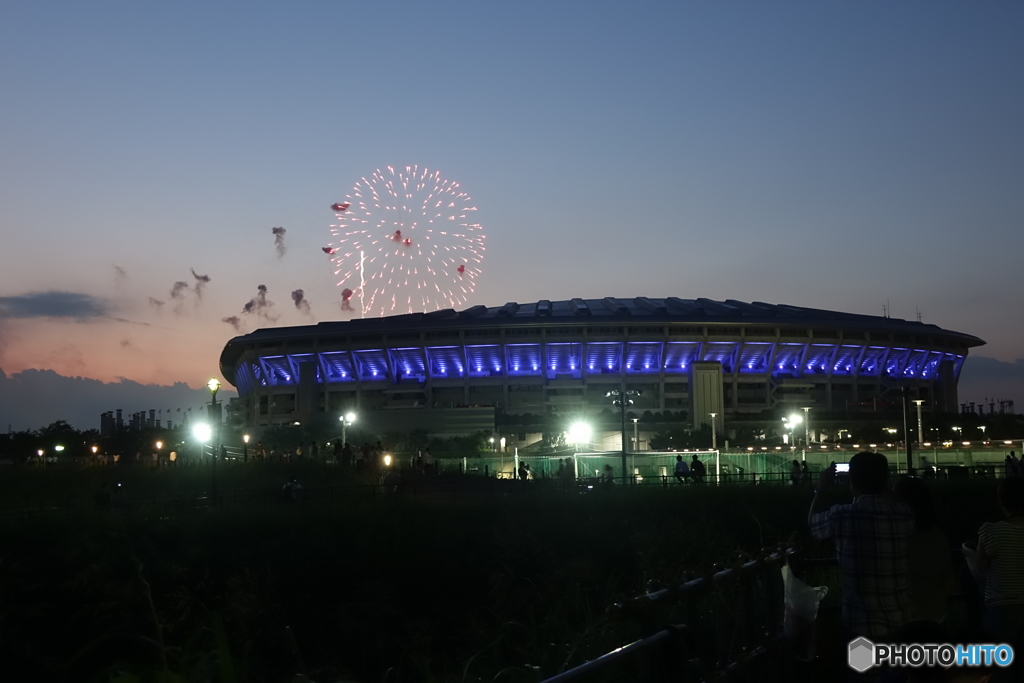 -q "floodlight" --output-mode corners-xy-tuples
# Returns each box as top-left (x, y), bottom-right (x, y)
(568, 422), (592, 446)
(193, 423), (213, 443)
